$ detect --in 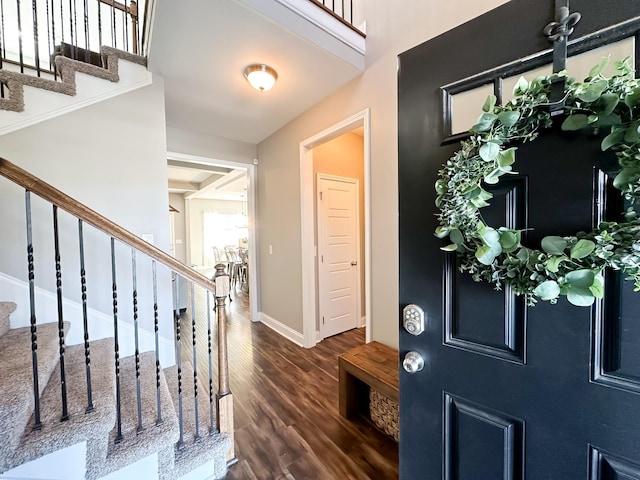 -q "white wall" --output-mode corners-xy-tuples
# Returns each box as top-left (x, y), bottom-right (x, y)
(257, 0), (509, 348)
(0, 78), (176, 342)
(169, 193), (187, 263)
